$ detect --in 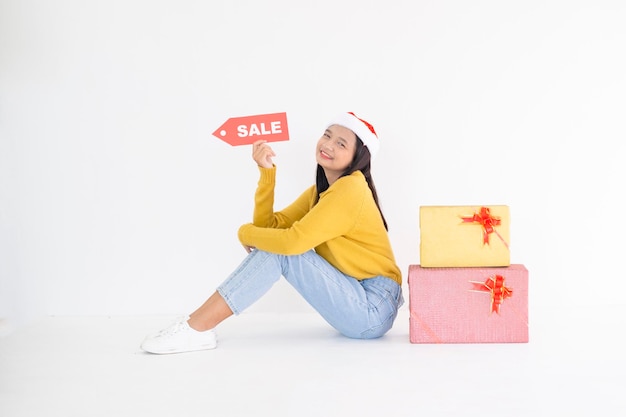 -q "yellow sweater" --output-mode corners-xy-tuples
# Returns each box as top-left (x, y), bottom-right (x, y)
(238, 167), (402, 285)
